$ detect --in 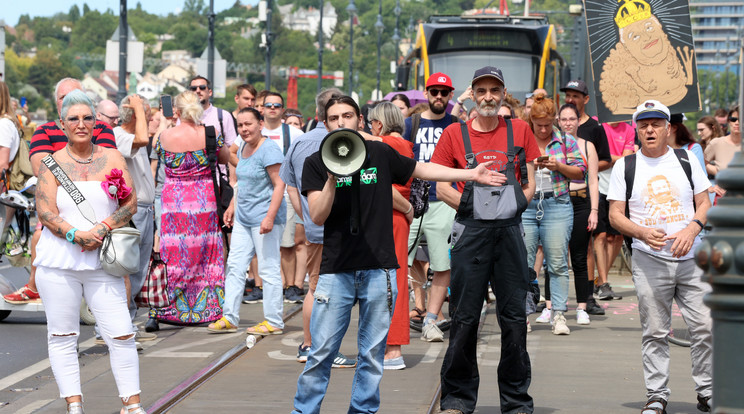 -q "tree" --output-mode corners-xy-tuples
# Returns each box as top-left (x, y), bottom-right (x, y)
(69, 5), (81, 23)
(83, 3), (91, 15)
